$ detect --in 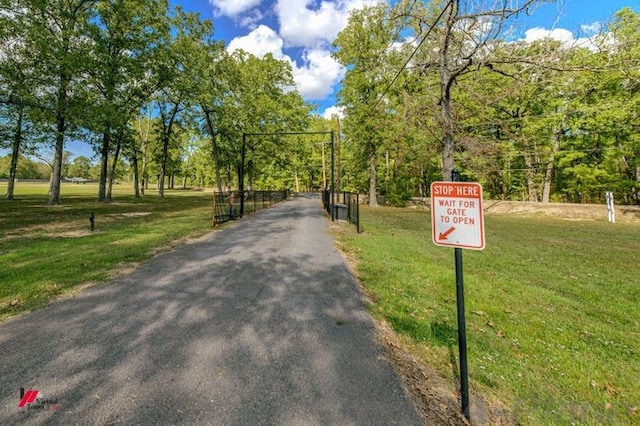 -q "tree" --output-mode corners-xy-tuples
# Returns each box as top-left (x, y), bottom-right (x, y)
(0, 0), (39, 199)
(152, 7), (212, 197)
(196, 48), (310, 192)
(604, 8), (640, 204)
(18, 0), (97, 204)
(406, 0), (543, 181)
(333, 3), (399, 206)
(130, 109), (156, 196)
(67, 155), (92, 179)
(190, 25), (226, 192)
(87, 0), (169, 202)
